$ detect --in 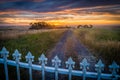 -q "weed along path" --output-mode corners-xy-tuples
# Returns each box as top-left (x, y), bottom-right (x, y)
(46, 29), (96, 79)
(47, 29), (96, 68)
(47, 30), (72, 67)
